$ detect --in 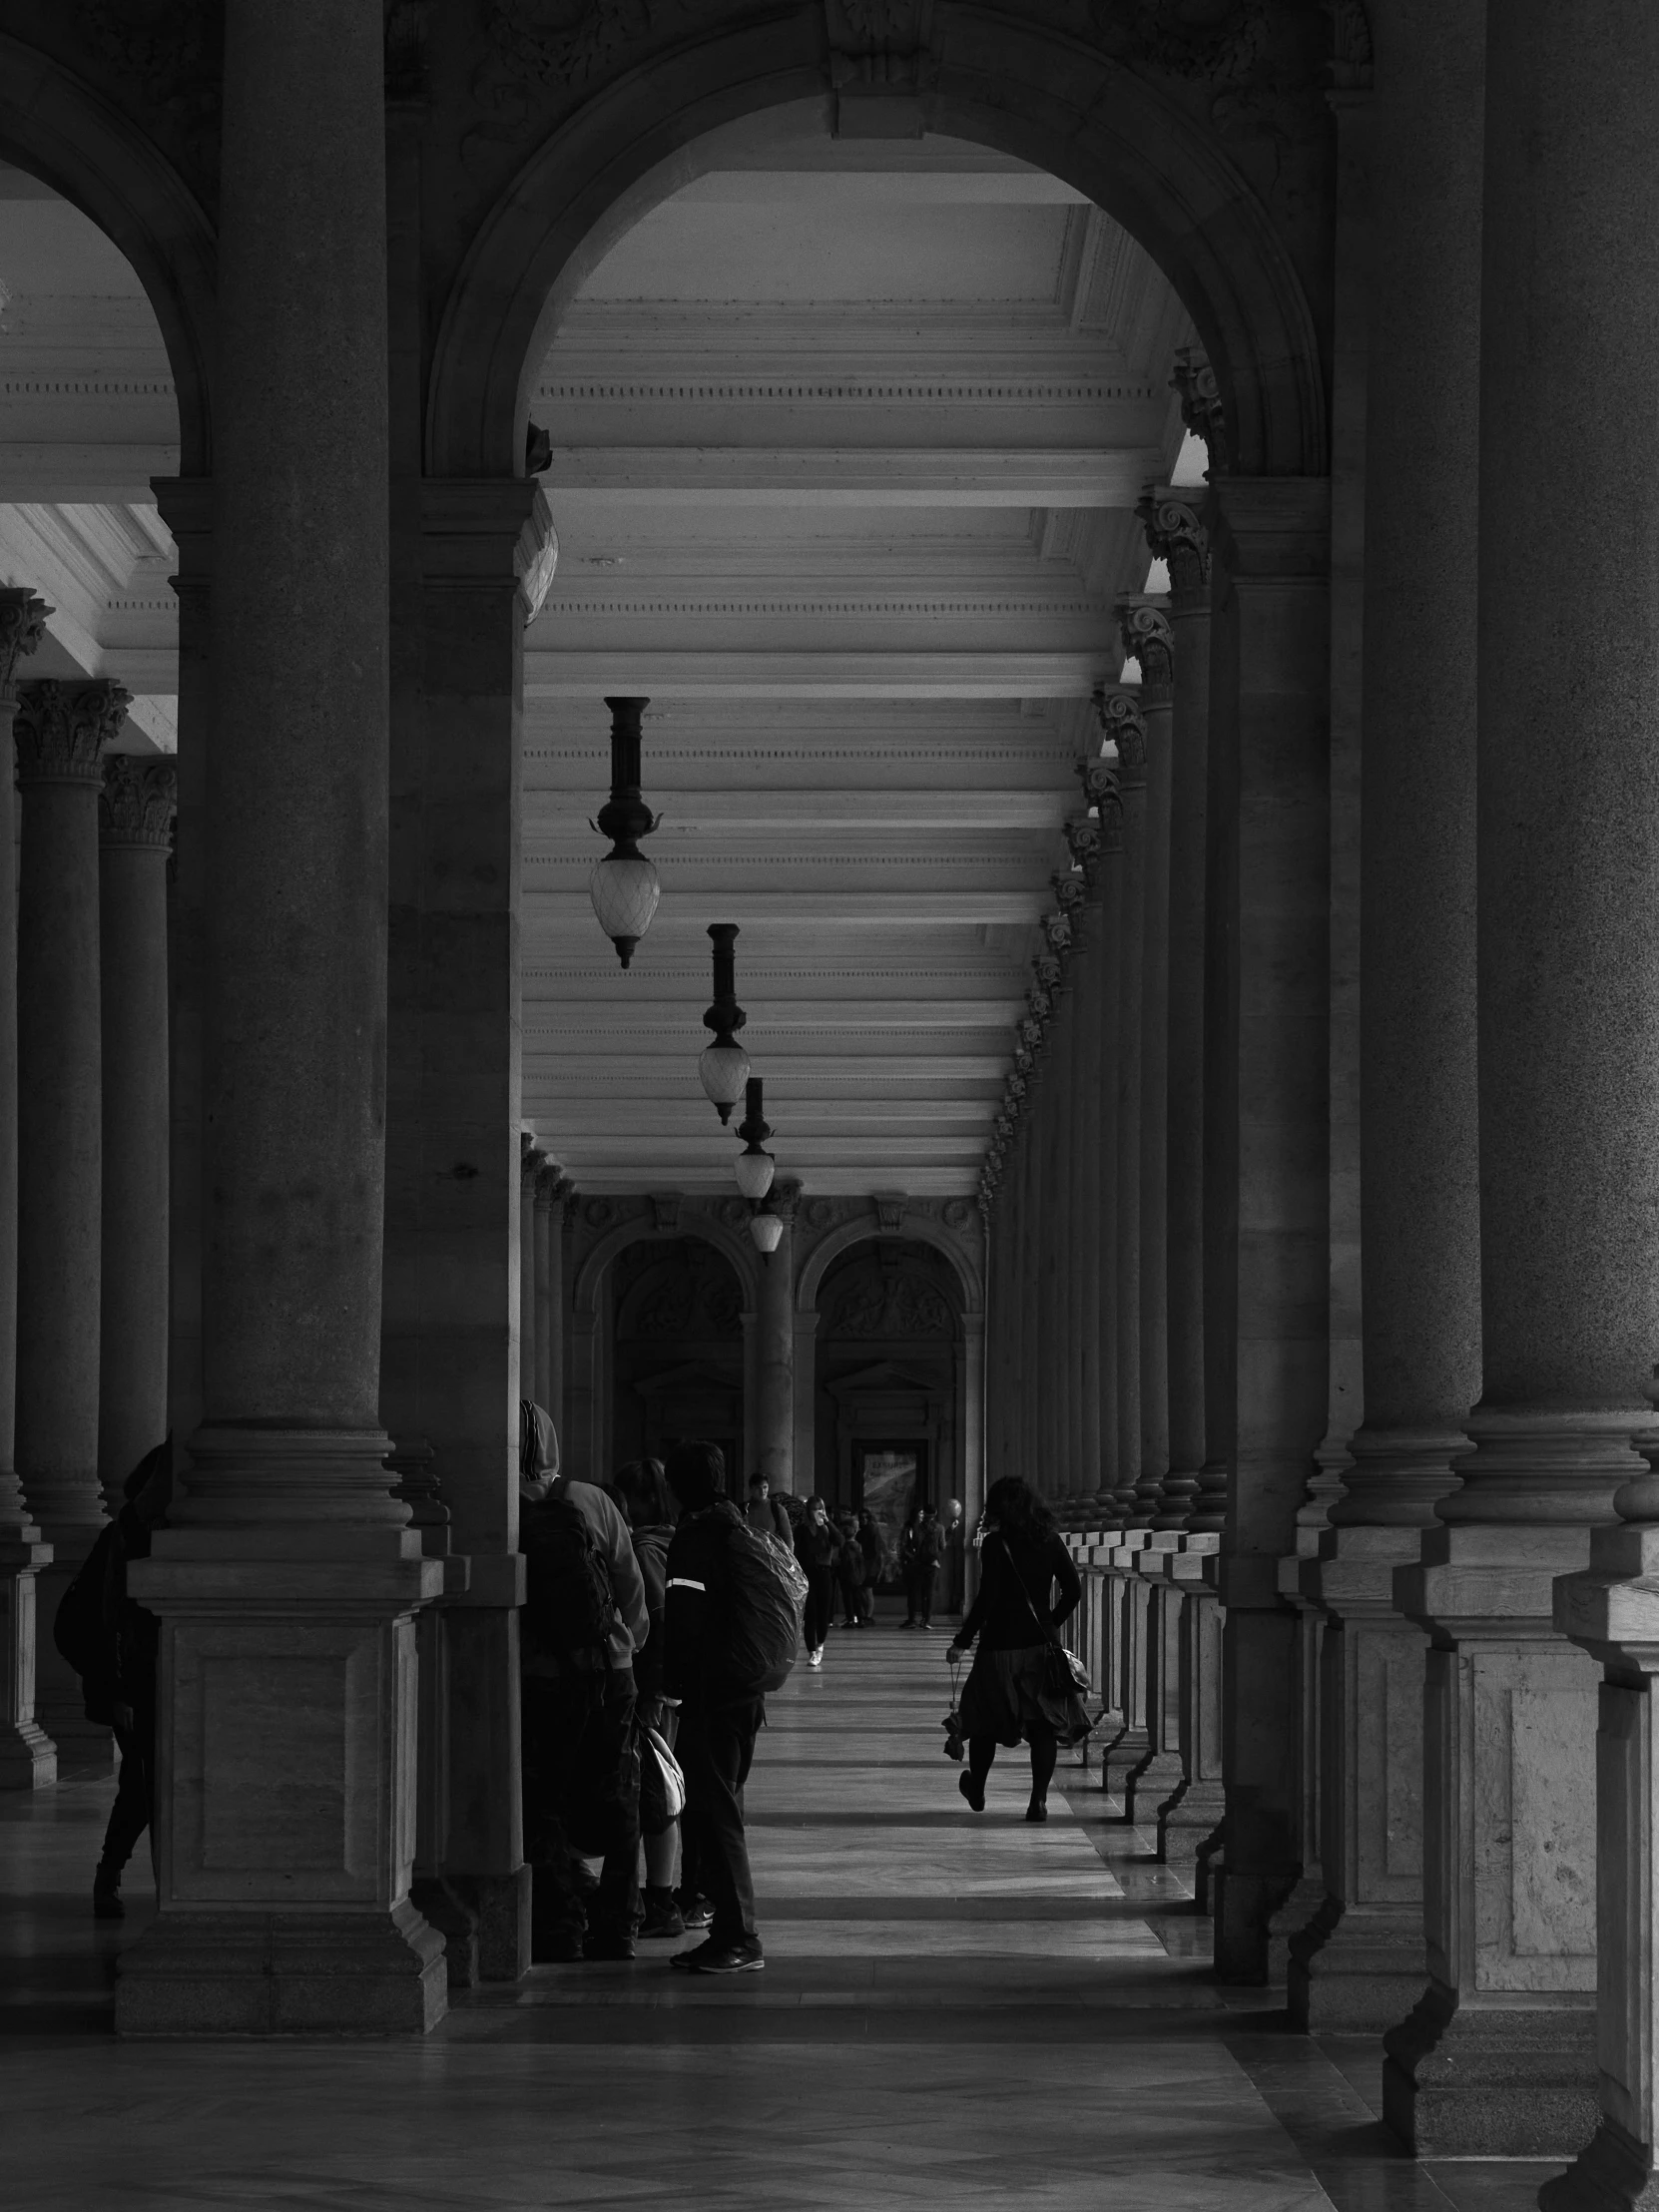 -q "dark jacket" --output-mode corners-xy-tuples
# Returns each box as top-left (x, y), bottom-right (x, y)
(663, 1497), (747, 1708)
(856, 1520), (887, 1581)
(955, 1528), (1081, 1653)
(746, 1494), (792, 1544)
(794, 1517), (842, 1571)
(901, 1517), (941, 1573)
(835, 1528), (865, 1588)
